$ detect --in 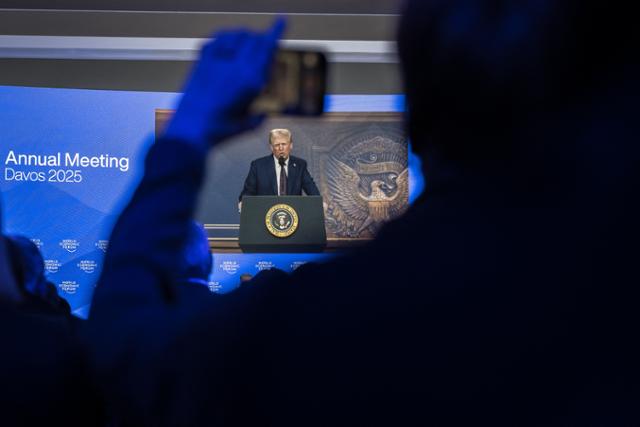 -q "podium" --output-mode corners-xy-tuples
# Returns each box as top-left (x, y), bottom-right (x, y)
(239, 195), (326, 252)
